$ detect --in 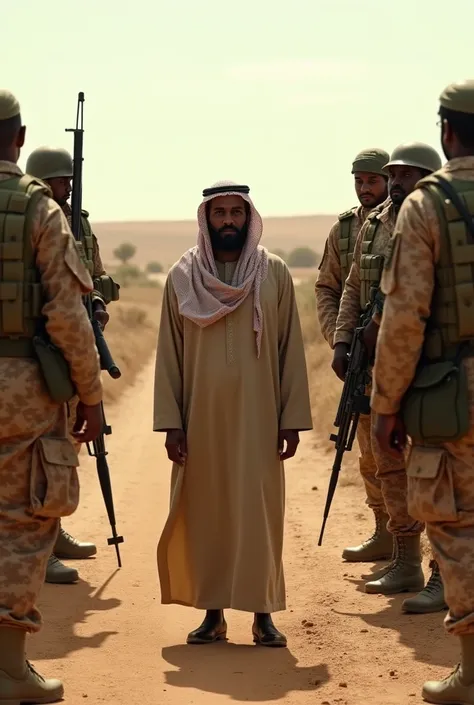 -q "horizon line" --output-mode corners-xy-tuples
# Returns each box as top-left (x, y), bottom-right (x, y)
(92, 211), (338, 226)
